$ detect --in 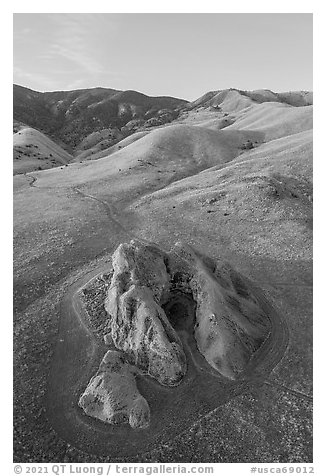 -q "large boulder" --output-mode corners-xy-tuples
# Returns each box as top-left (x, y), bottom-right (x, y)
(103, 240), (270, 381)
(79, 240), (272, 429)
(79, 350), (150, 429)
(105, 242), (187, 386)
(169, 243), (271, 379)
